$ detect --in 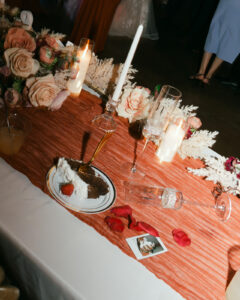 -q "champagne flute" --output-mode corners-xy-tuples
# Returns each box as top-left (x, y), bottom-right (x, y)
(130, 85), (182, 174)
(124, 182), (233, 222)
